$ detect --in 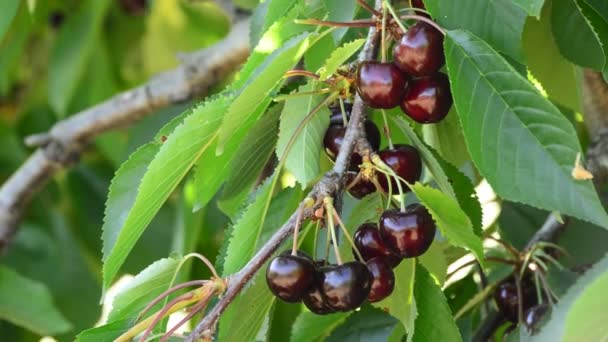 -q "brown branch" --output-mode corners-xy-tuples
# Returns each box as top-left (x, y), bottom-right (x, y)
(186, 1), (382, 340)
(0, 17), (251, 251)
